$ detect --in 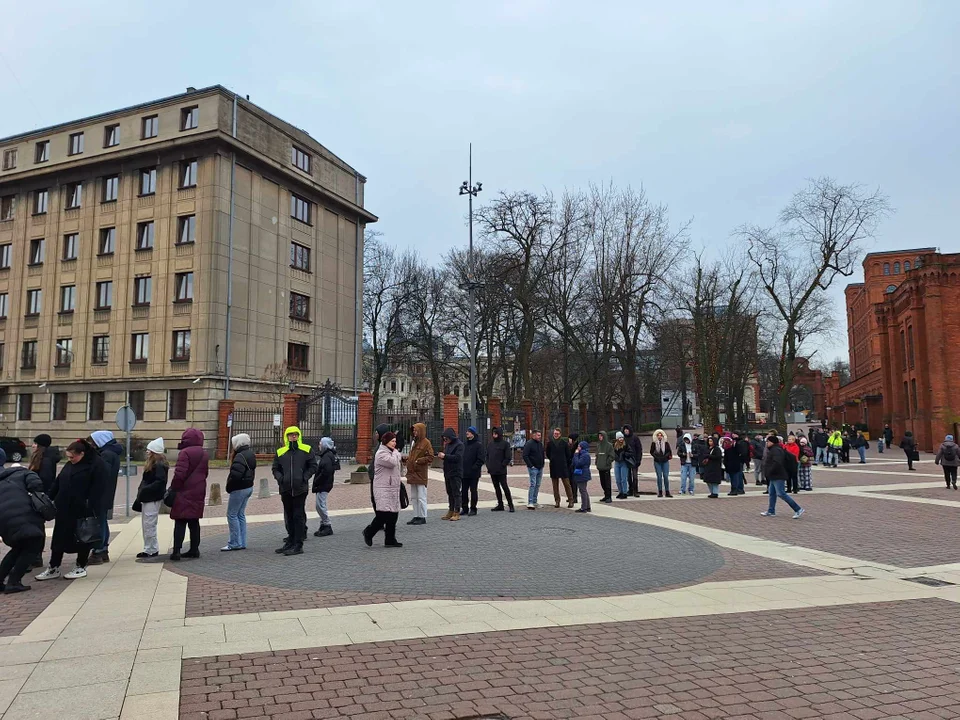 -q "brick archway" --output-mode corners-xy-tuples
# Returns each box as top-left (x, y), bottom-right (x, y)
(792, 358), (826, 419)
